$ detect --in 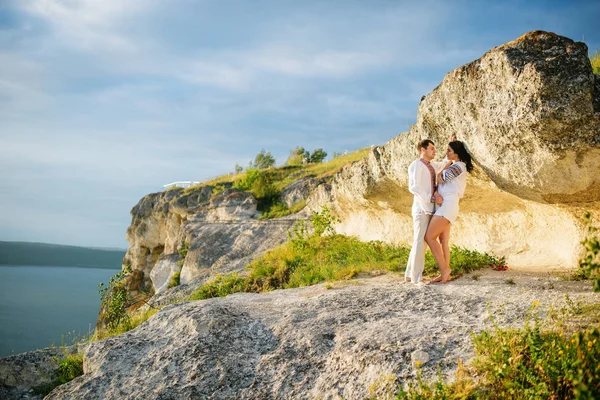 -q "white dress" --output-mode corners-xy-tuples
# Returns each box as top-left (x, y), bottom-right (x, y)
(434, 162), (467, 224)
